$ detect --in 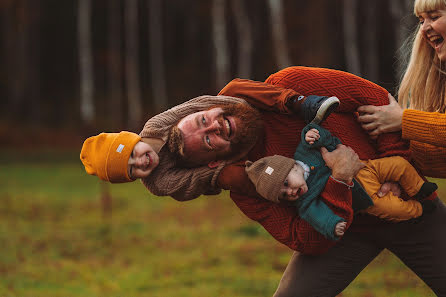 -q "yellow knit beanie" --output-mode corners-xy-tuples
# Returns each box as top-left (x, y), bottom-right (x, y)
(80, 131), (141, 183)
(245, 155), (296, 203)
